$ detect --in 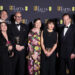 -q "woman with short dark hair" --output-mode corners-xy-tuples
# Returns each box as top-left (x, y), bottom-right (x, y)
(41, 19), (58, 75)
